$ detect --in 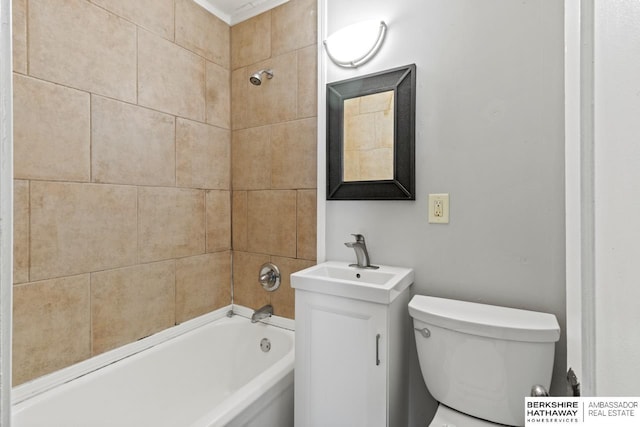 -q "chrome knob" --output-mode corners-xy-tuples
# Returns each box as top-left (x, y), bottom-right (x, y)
(258, 262), (281, 291)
